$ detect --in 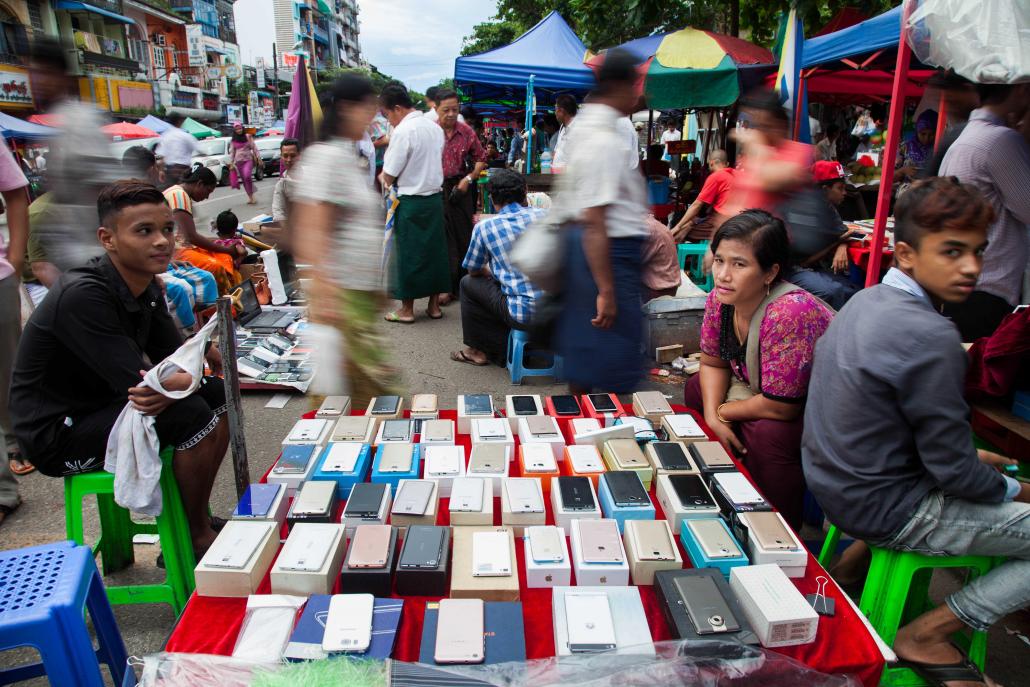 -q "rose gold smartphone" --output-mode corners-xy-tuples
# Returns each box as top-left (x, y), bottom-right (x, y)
(434, 598), (485, 664)
(347, 524), (392, 569)
(578, 519), (624, 564)
(631, 521), (676, 561)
